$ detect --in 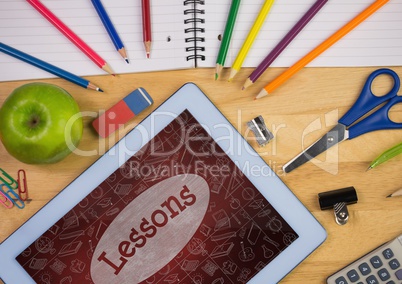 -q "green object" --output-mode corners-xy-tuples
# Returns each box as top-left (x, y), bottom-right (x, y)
(215, 0), (241, 78)
(0, 83), (83, 164)
(368, 142), (402, 170)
